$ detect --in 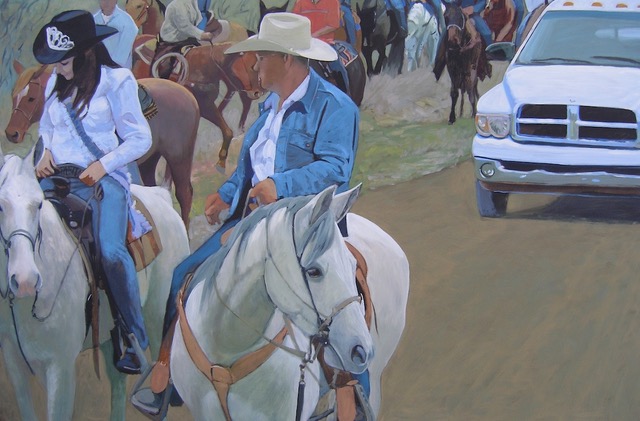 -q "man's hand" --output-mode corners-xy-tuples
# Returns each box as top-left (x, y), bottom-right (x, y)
(204, 192), (230, 225)
(200, 31), (215, 42)
(35, 149), (58, 178)
(80, 161), (107, 186)
(250, 178), (277, 206)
